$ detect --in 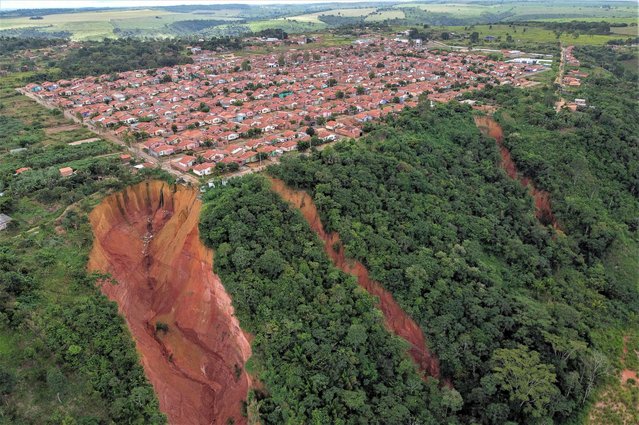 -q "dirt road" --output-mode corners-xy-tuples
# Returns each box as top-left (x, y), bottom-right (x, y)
(18, 88), (199, 184)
